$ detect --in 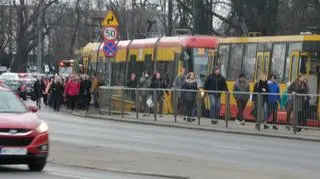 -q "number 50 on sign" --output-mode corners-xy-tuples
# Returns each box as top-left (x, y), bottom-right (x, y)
(103, 27), (118, 41)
